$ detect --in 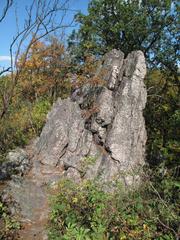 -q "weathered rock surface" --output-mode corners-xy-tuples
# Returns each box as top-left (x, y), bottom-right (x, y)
(34, 49), (147, 185)
(0, 148), (30, 180)
(1, 49), (147, 239)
